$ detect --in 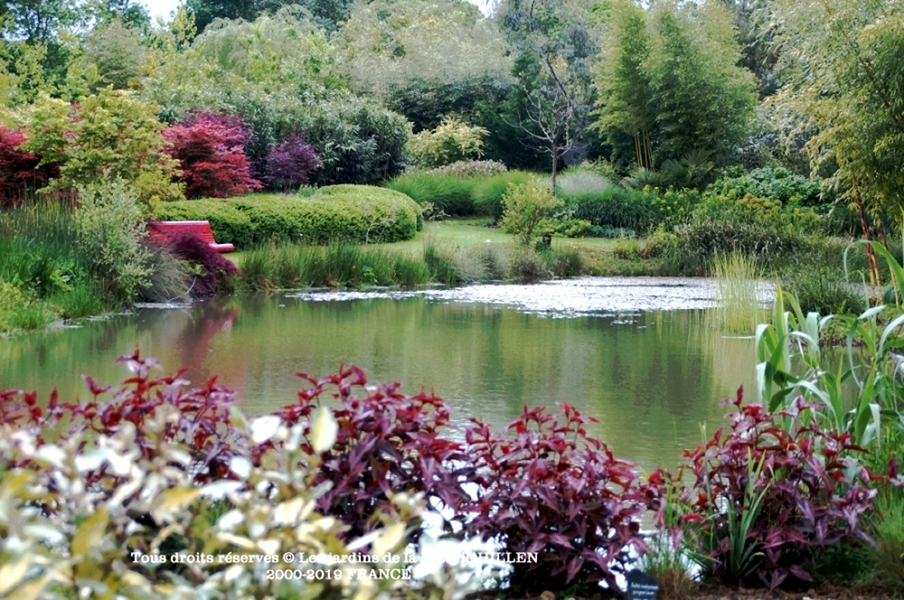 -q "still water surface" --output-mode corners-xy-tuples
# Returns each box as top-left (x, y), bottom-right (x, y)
(1, 277), (759, 472)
